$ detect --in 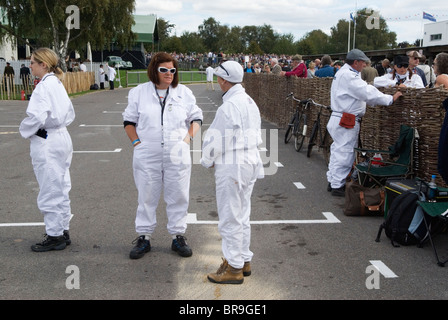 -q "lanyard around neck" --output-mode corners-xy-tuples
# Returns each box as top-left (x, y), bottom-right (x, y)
(155, 84), (169, 126)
